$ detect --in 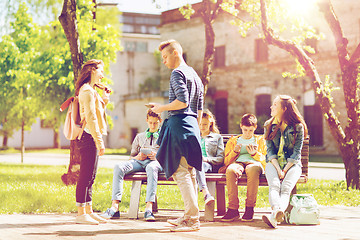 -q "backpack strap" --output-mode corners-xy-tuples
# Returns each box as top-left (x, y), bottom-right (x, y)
(60, 97), (75, 112)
